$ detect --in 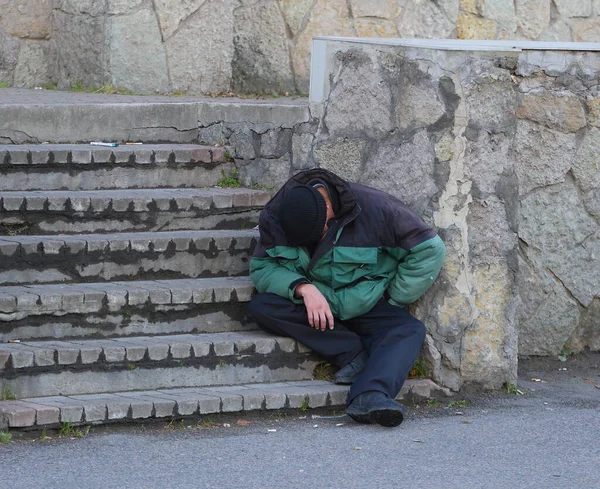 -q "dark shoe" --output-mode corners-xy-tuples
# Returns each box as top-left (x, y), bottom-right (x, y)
(346, 391), (405, 427)
(335, 350), (368, 385)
